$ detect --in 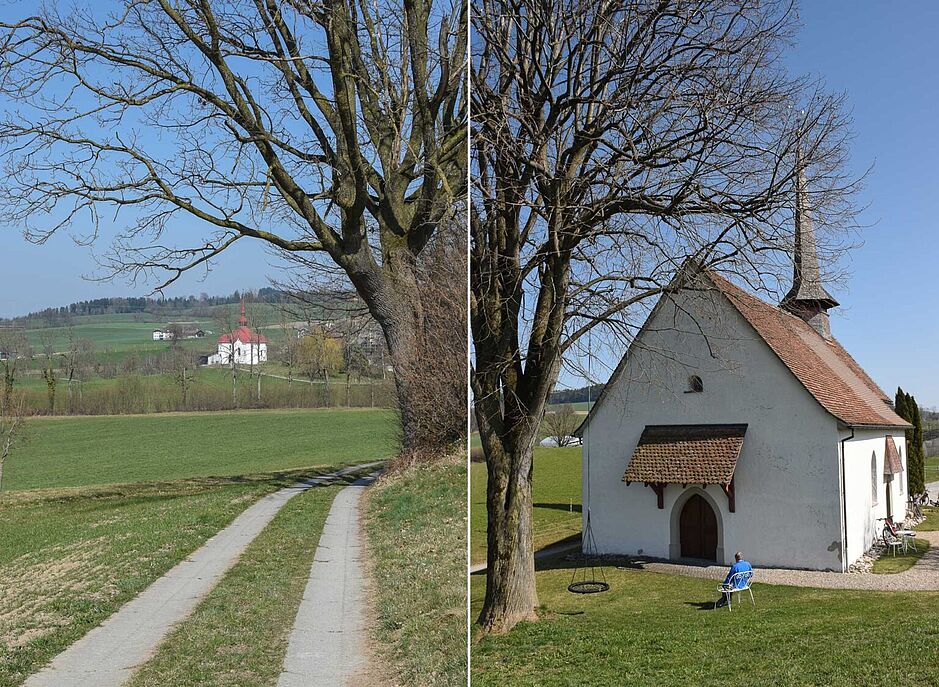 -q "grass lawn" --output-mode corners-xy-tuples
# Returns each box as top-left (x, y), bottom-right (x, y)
(926, 455), (939, 482)
(127, 480), (348, 687)
(364, 458), (467, 686)
(4, 408), (396, 490)
(871, 538), (931, 573)
(916, 507), (939, 531)
(0, 475), (290, 687)
(470, 446), (581, 564)
(471, 565), (939, 686)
